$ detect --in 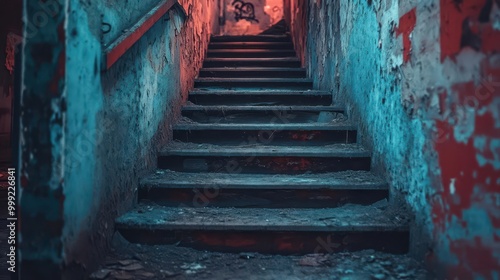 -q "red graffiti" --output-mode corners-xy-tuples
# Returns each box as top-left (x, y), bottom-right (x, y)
(396, 8), (416, 63)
